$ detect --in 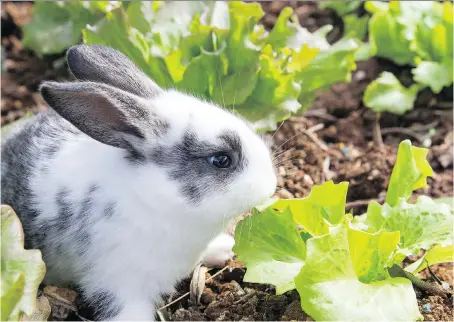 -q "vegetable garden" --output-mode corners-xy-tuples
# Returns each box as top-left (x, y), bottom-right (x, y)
(1, 1), (453, 321)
